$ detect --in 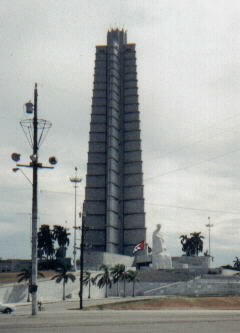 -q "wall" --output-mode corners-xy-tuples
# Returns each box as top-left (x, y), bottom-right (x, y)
(0, 260), (31, 273)
(144, 276), (240, 297)
(172, 256), (210, 273)
(83, 251), (134, 270)
(0, 272), (105, 304)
